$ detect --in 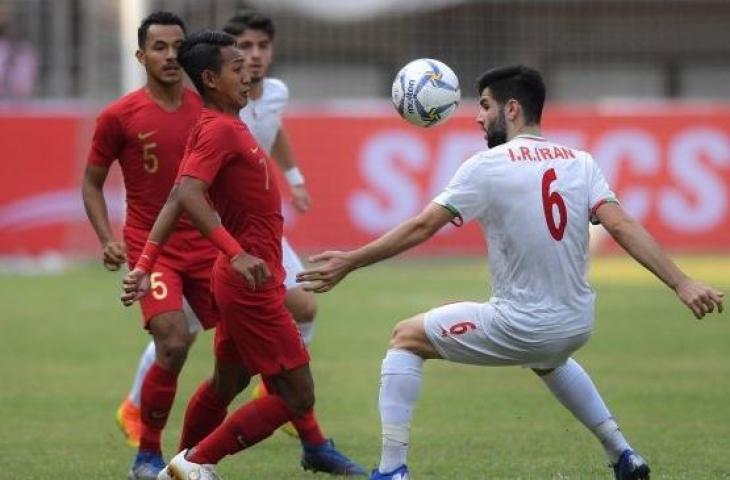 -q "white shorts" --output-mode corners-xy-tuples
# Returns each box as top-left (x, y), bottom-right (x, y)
(282, 237), (305, 290)
(423, 302), (591, 369)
